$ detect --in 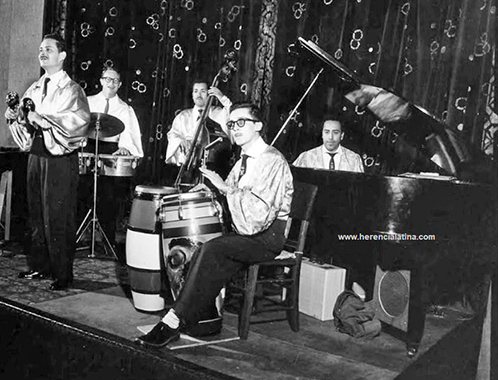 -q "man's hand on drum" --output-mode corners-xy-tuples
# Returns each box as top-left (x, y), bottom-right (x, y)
(199, 167), (229, 194)
(189, 183), (211, 193)
(113, 147), (131, 156)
